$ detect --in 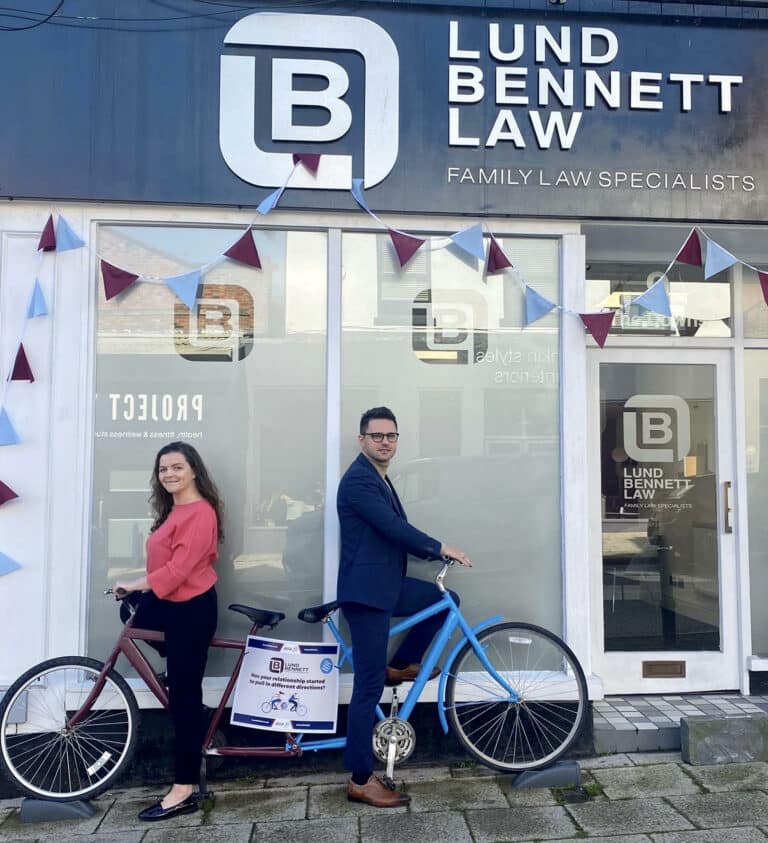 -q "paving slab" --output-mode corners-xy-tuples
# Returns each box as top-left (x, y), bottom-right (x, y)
(499, 781), (559, 807)
(0, 797), (113, 839)
(361, 810), (472, 843)
(98, 795), (204, 831)
(652, 829), (768, 842)
(626, 751), (683, 765)
(397, 766), (454, 783)
(64, 834), (146, 843)
(255, 817), (359, 843)
(668, 791), (768, 828)
(465, 805), (578, 842)
(566, 797), (693, 836)
(307, 783), (408, 818)
(517, 837), (651, 843)
(591, 763), (700, 798)
(144, 823), (253, 842)
(405, 776), (508, 812)
(685, 760), (768, 792)
(450, 764), (499, 779)
(265, 771), (348, 788)
(205, 786), (307, 824)
(580, 753), (633, 769)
